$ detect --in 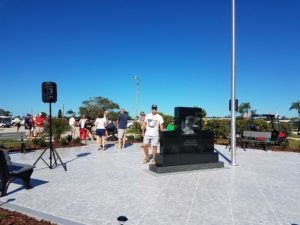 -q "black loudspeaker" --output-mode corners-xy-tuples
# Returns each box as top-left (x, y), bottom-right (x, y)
(42, 82), (57, 103)
(229, 99), (238, 111)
